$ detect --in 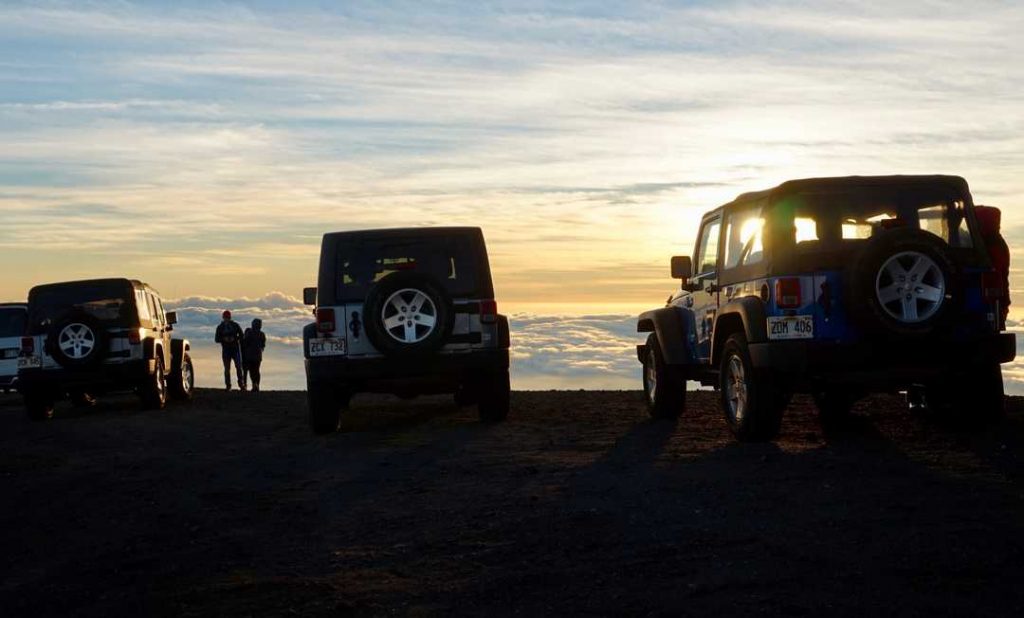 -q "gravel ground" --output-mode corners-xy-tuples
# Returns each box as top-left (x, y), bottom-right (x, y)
(1, 388), (1023, 616)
